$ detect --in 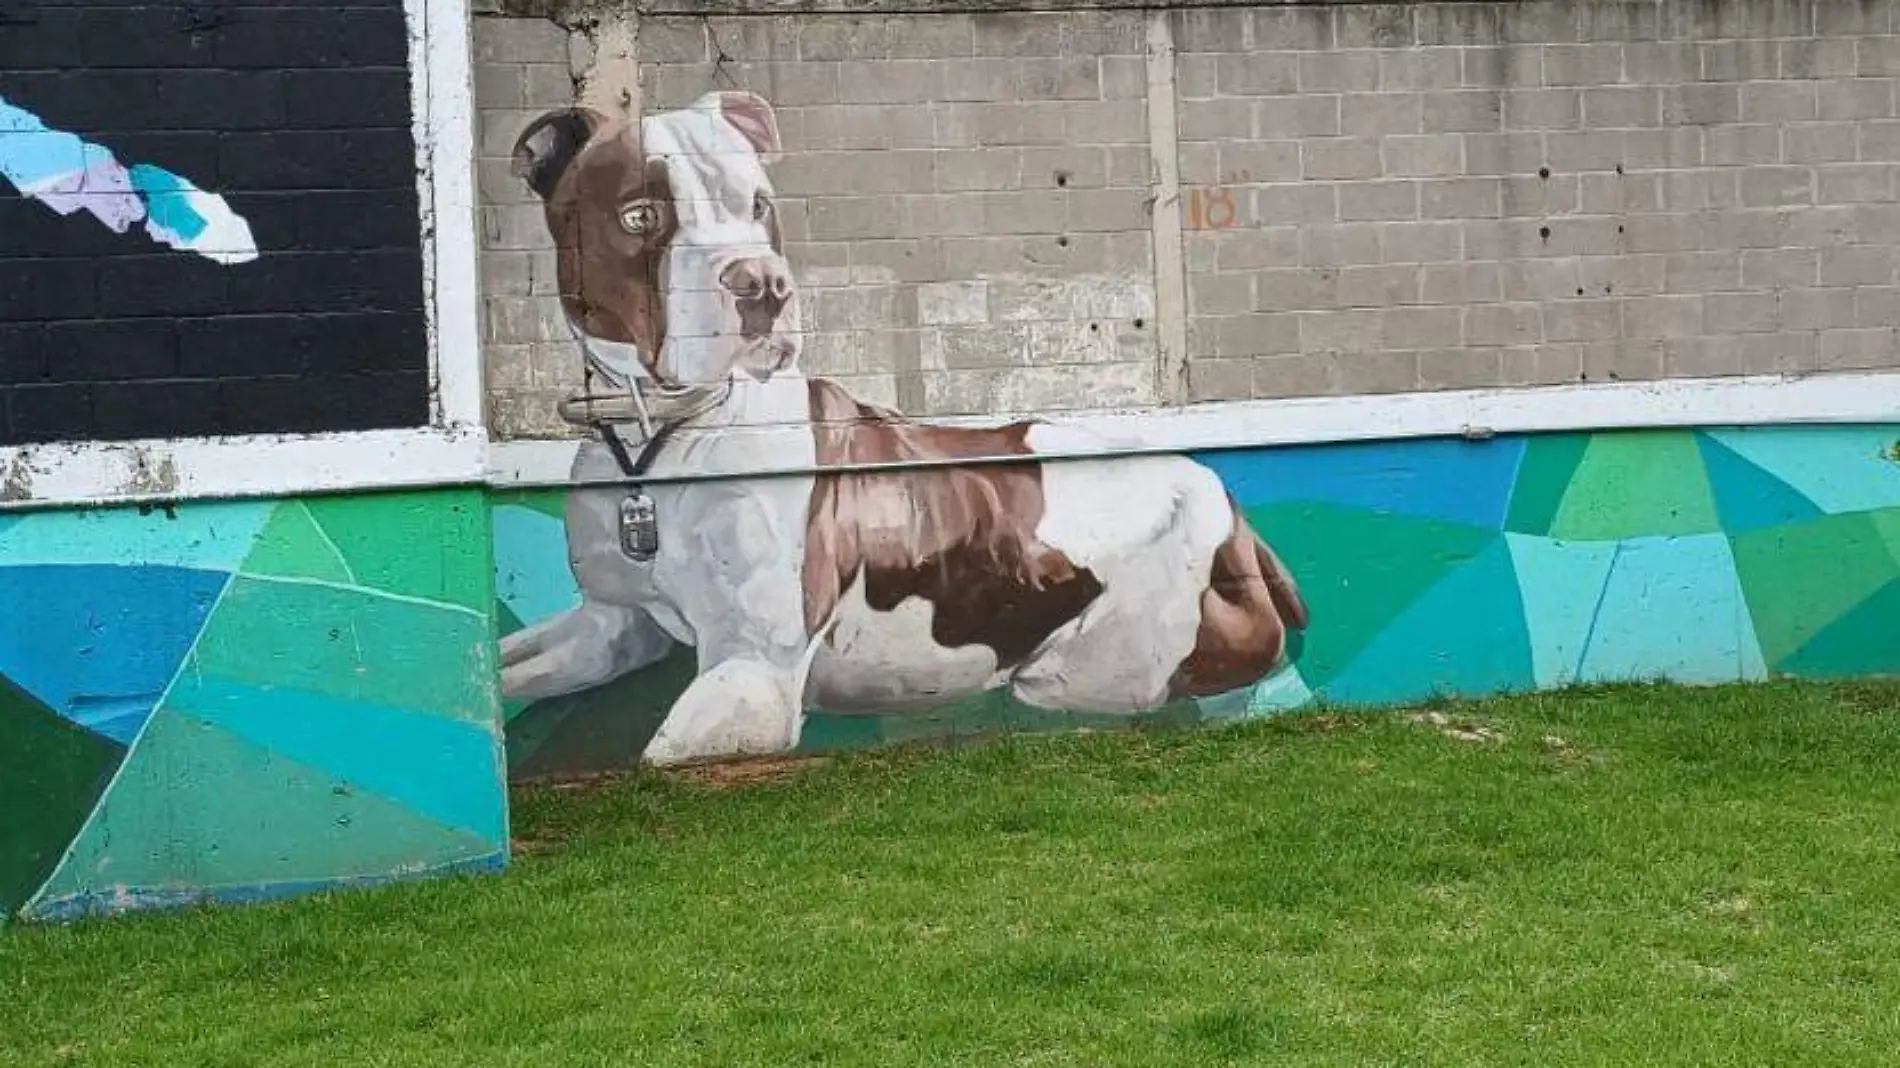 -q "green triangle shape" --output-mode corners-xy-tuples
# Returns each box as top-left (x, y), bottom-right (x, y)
(240, 501), (356, 584)
(1779, 578), (1900, 679)
(1505, 434), (1591, 535)
(1872, 508), (1900, 570)
(303, 489), (491, 612)
(1731, 512), (1900, 670)
(25, 710), (495, 917)
(1547, 430), (1721, 541)
(0, 675), (123, 920)
(1243, 502), (1495, 689)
